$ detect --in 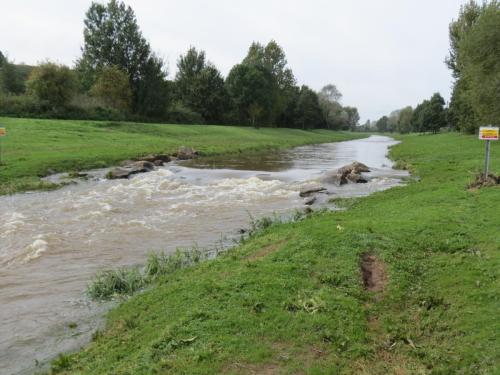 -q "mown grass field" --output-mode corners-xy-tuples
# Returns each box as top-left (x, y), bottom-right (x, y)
(0, 117), (364, 195)
(49, 133), (499, 374)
